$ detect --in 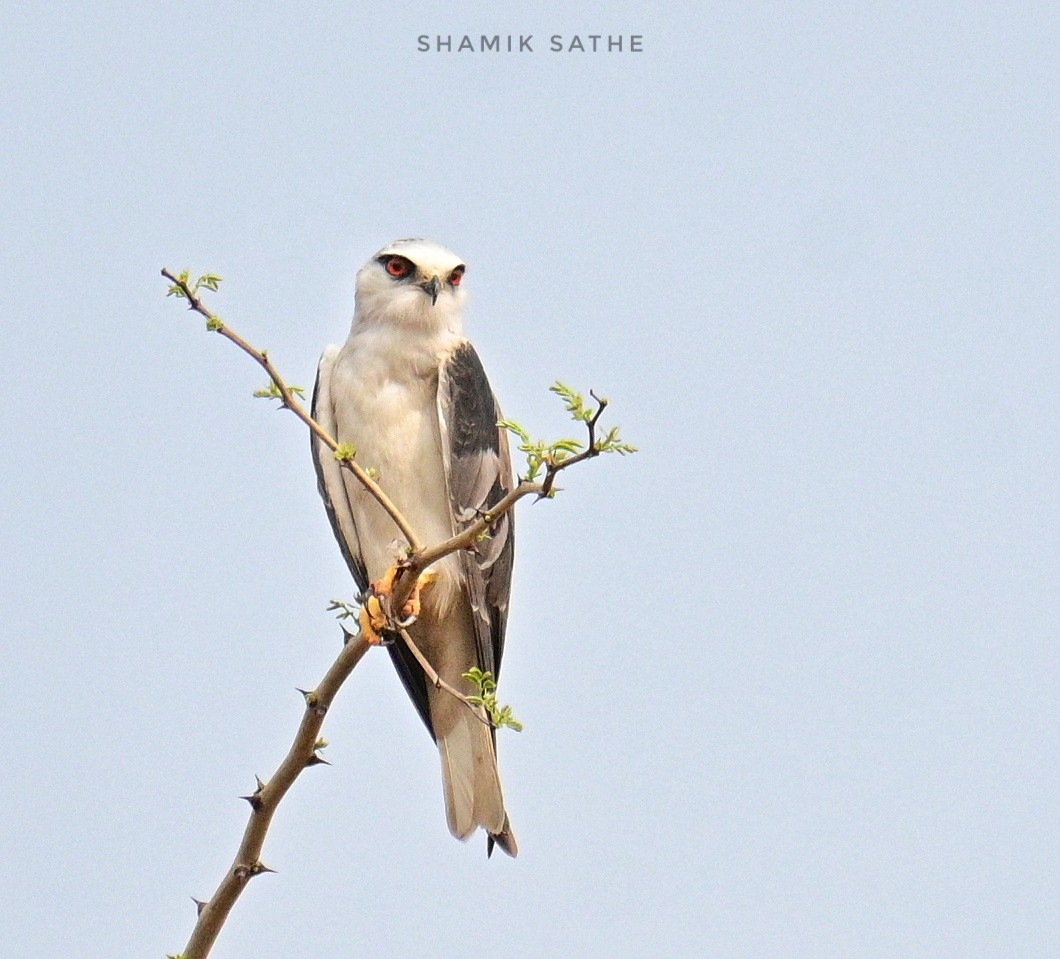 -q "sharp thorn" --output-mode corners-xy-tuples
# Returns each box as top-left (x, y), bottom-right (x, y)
(192, 897), (208, 916)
